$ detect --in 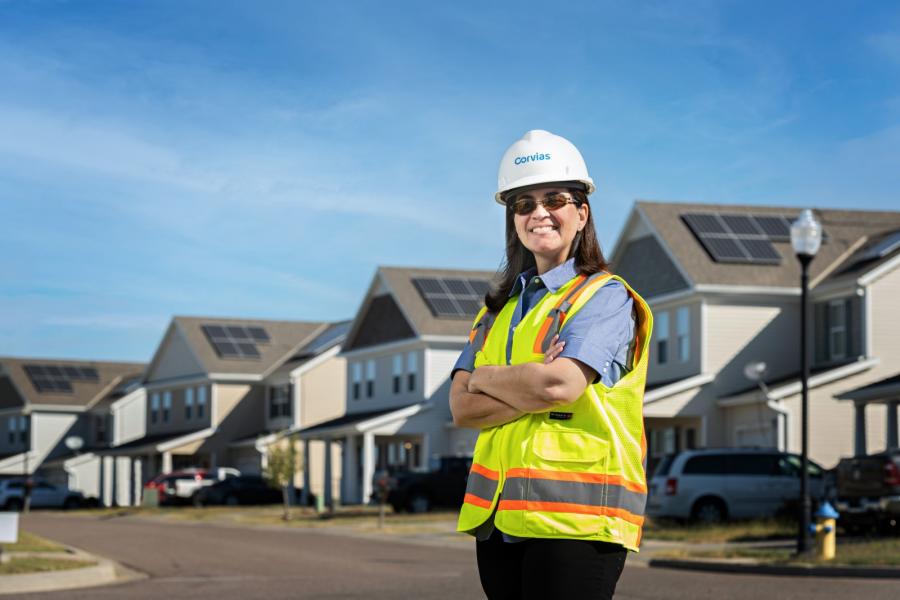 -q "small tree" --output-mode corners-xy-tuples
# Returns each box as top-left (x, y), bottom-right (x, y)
(263, 438), (300, 521)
